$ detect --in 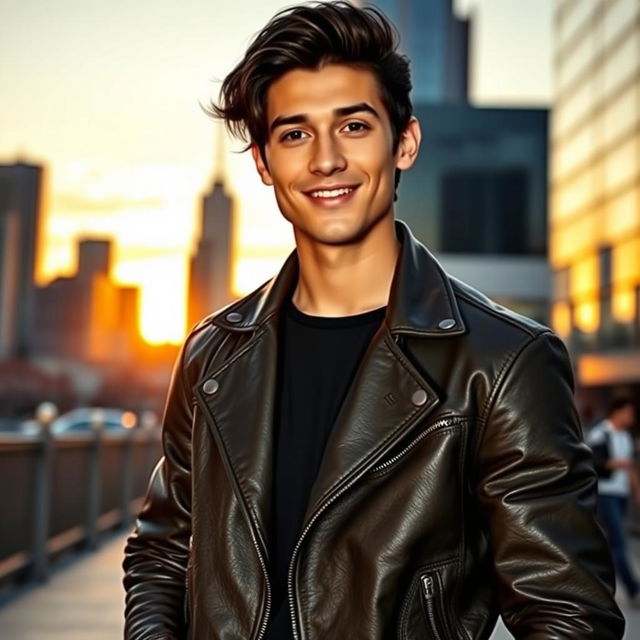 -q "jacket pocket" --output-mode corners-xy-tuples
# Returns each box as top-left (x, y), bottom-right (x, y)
(398, 559), (460, 640)
(420, 570), (455, 640)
